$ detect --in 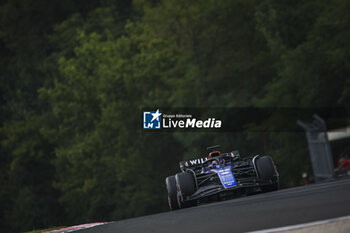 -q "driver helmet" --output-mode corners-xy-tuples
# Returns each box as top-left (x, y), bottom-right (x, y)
(211, 160), (219, 167)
